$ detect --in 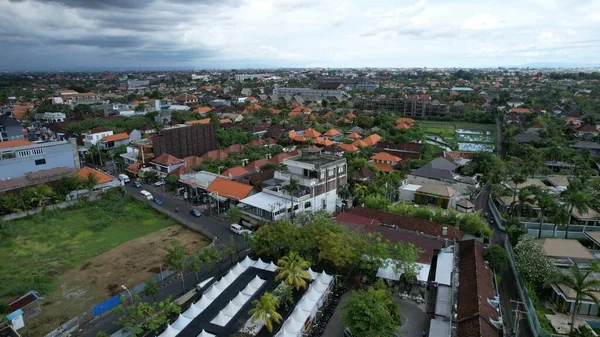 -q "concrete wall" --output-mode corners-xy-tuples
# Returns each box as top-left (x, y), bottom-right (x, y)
(3, 124), (23, 141)
(0, 141), (77, 179)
